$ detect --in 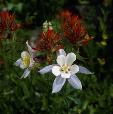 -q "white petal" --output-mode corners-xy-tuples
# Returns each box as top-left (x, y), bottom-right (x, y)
(61, 72), (71, 78)
(68, 75), (82, 90)
(29, 58), (35, 68)
(21, 68), (30, 78)
(52, 76), (66, 93)
(20, 63), (26, 69)
(26, 41), (36, 58)
(21, 51), (30, 58)
(57, 55), (65, 66)
(14, 58), (26, 69)
(57, 49), (66, 56)
(70, 64), (79, 75)
(65, 53), (76, 66)
(39, 65), (54, 74)
(14, 58), (22, 66)
(52, 66), (61, 76)
(78, 66), (93, 74)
